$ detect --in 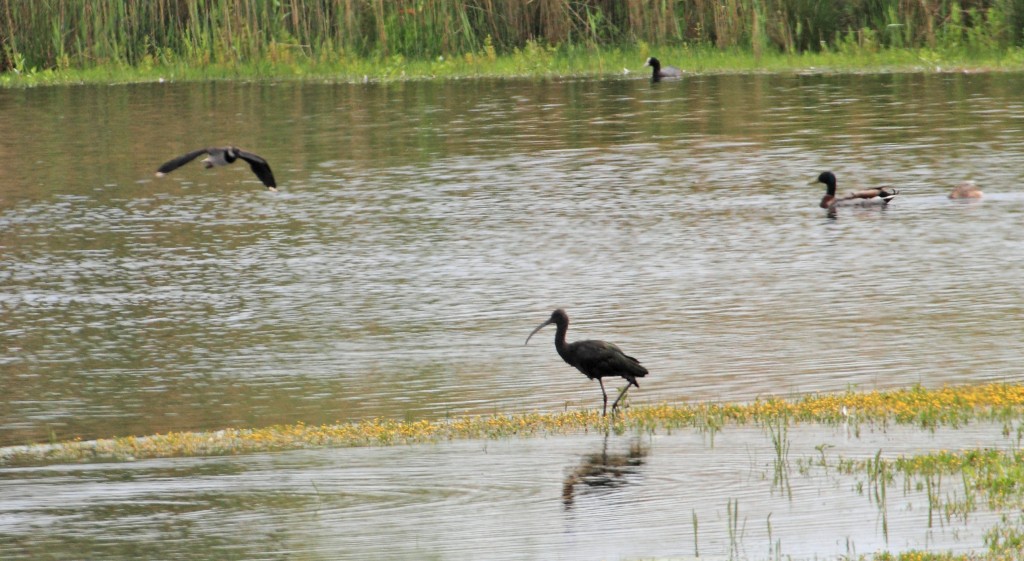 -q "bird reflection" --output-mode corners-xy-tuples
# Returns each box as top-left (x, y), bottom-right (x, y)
(562, 436), (648, 509)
